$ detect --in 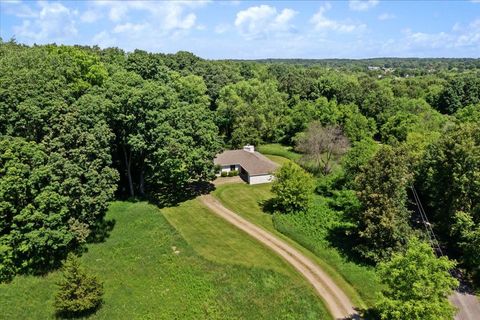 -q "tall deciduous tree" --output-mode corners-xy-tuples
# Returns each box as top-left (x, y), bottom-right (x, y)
(295, 122), (350, 175)
(354, 146), (413, 263)
(377, 238), (458, 320)
(419, 123), (480, 281)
